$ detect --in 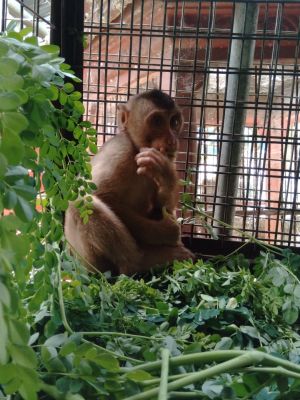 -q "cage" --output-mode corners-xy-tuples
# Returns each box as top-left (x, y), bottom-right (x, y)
(1, 0), (300, 256)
